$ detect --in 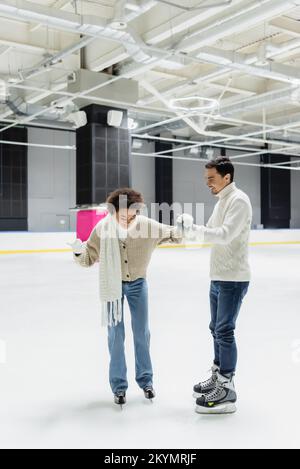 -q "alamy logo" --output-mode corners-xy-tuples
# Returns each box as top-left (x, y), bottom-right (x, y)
(292, 340), (300, 364)
(0, 340), (7, 365)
